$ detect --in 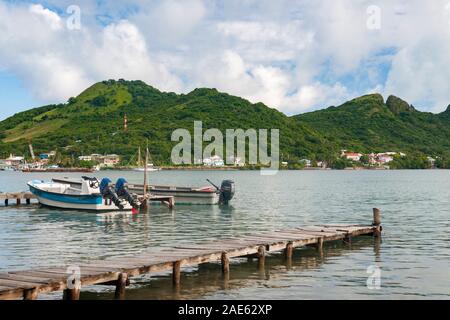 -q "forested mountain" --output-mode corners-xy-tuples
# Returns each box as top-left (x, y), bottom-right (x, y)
(0, 79), (449, 166)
